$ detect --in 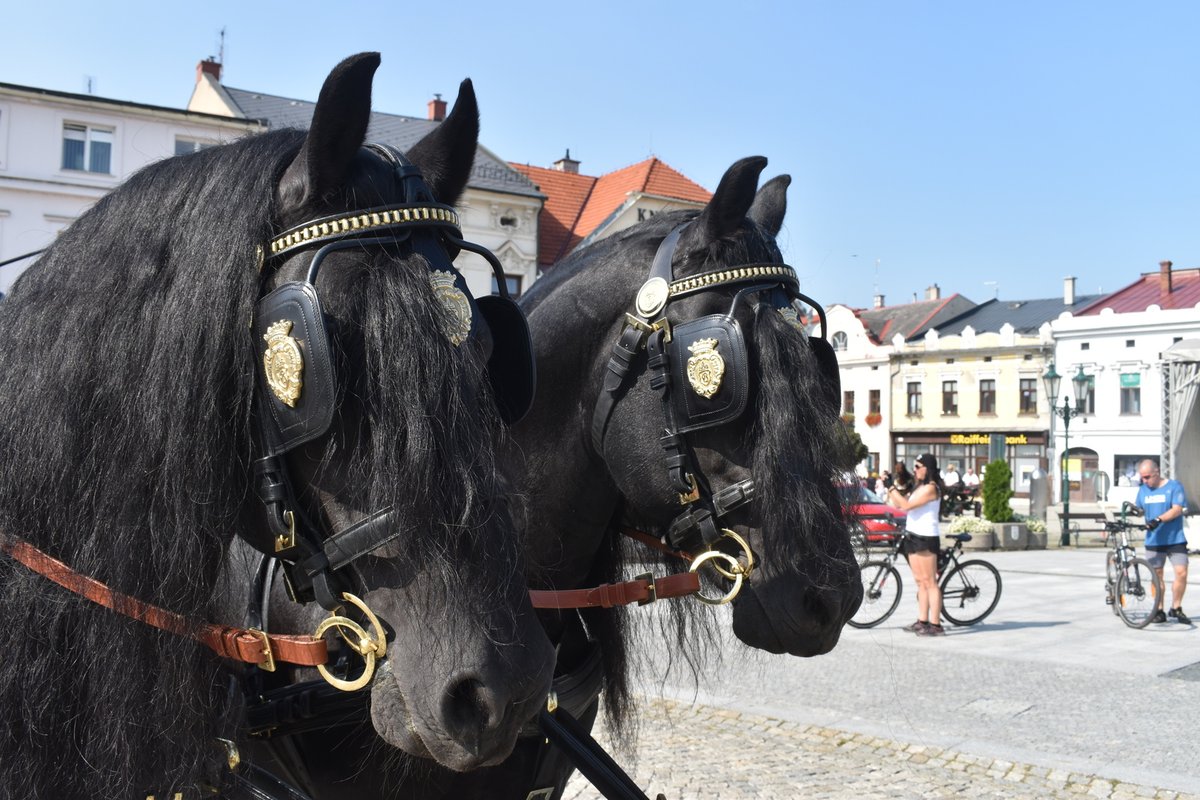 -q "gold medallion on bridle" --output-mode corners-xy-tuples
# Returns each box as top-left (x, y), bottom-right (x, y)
(635, 277), (670, 318)
(686, 338), (725, 399)
(429, 270), (472, 346)
(262, 319), (304, 407)
(778, 307), (807, 332)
